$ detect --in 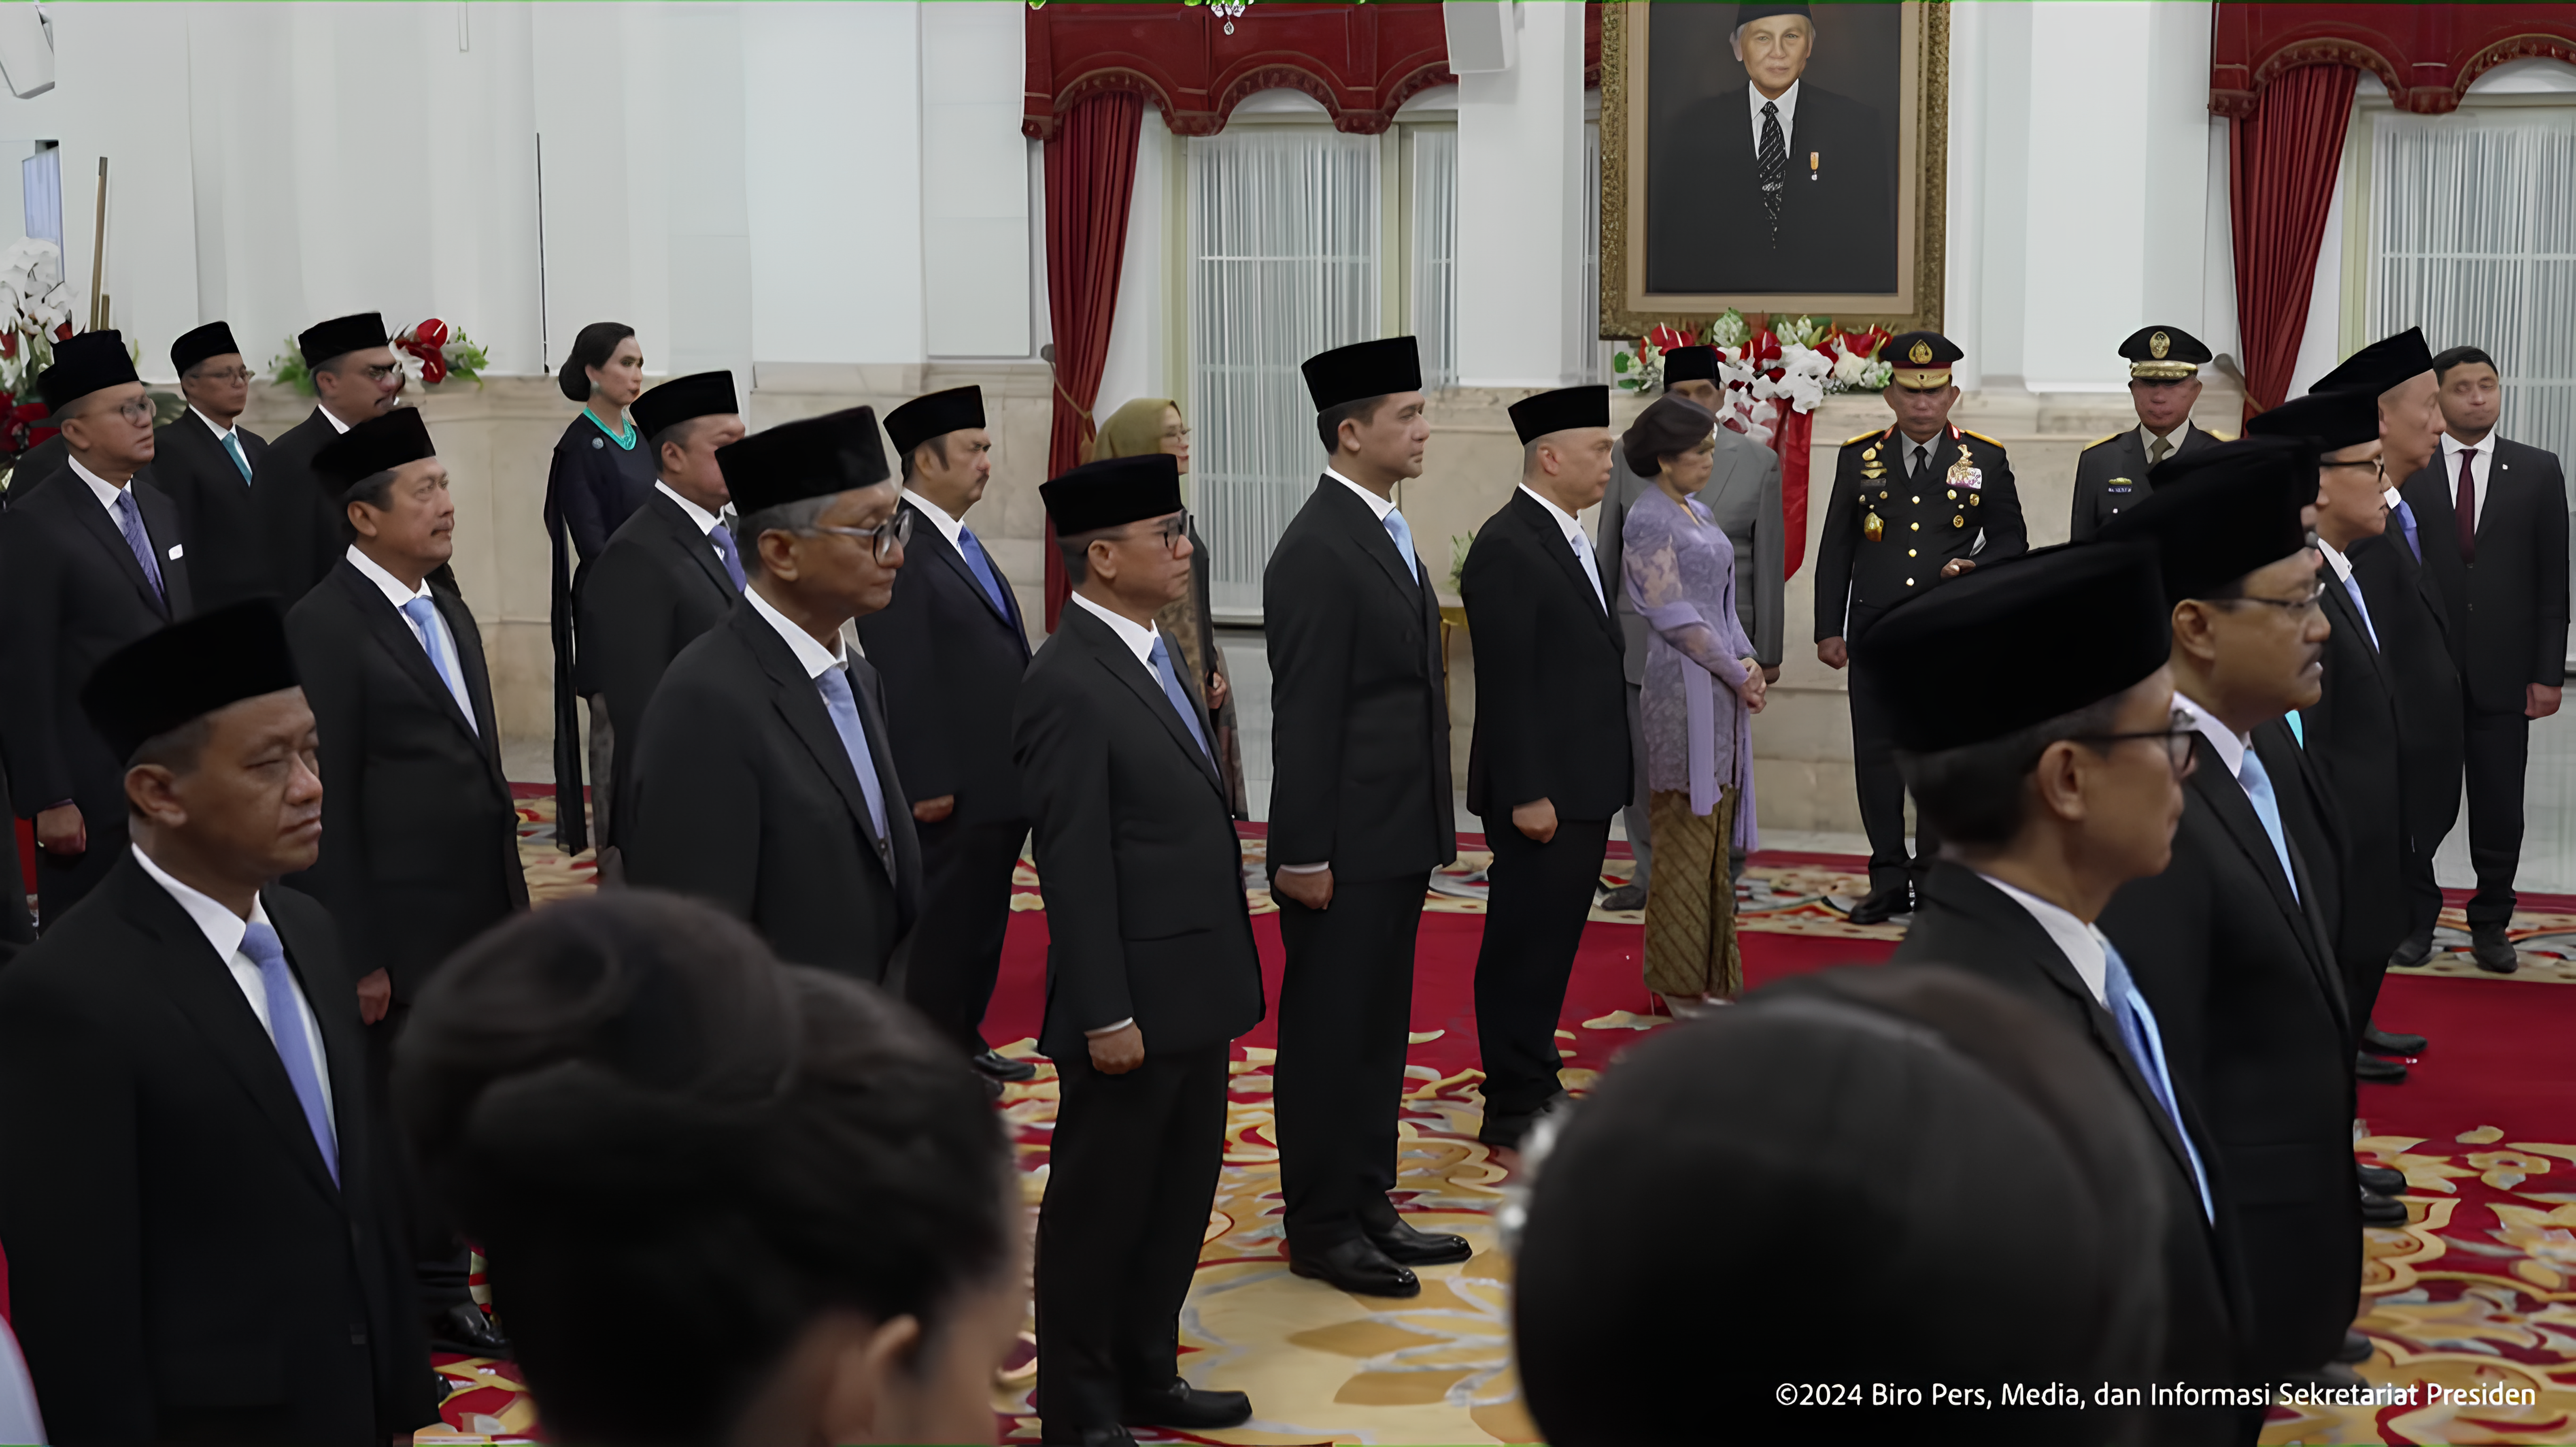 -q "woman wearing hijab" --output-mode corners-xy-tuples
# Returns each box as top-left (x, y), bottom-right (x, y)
(1618, 395), (1765, 1013)
(396, 894), (1025, 1447)
(1090, 397), (1248, 815)
(544, 323), (658, 854)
